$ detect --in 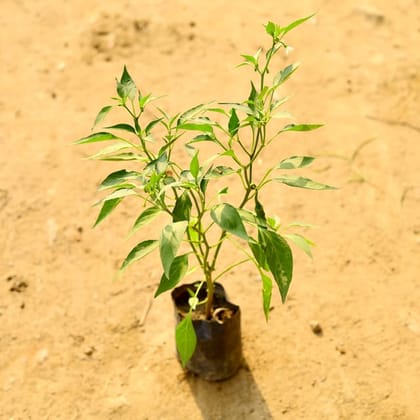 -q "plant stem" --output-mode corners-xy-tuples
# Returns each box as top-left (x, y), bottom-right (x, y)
(208, 183), (253, 278)
(204, 273), (214, 319)
(201, 38), (281, 318)
(186, 228), (204, 268)
(213, 258), (250, 282)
